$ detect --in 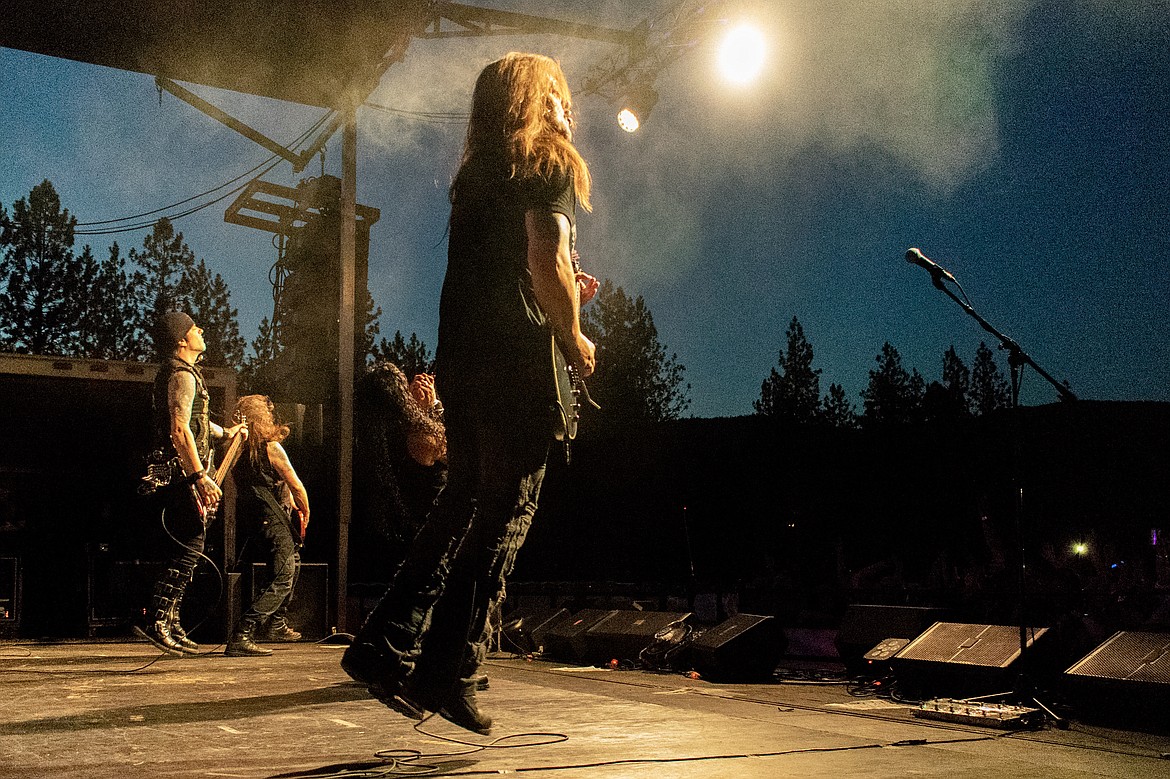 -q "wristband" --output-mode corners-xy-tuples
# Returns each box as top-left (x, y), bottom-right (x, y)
(187, 469), (207, 485)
